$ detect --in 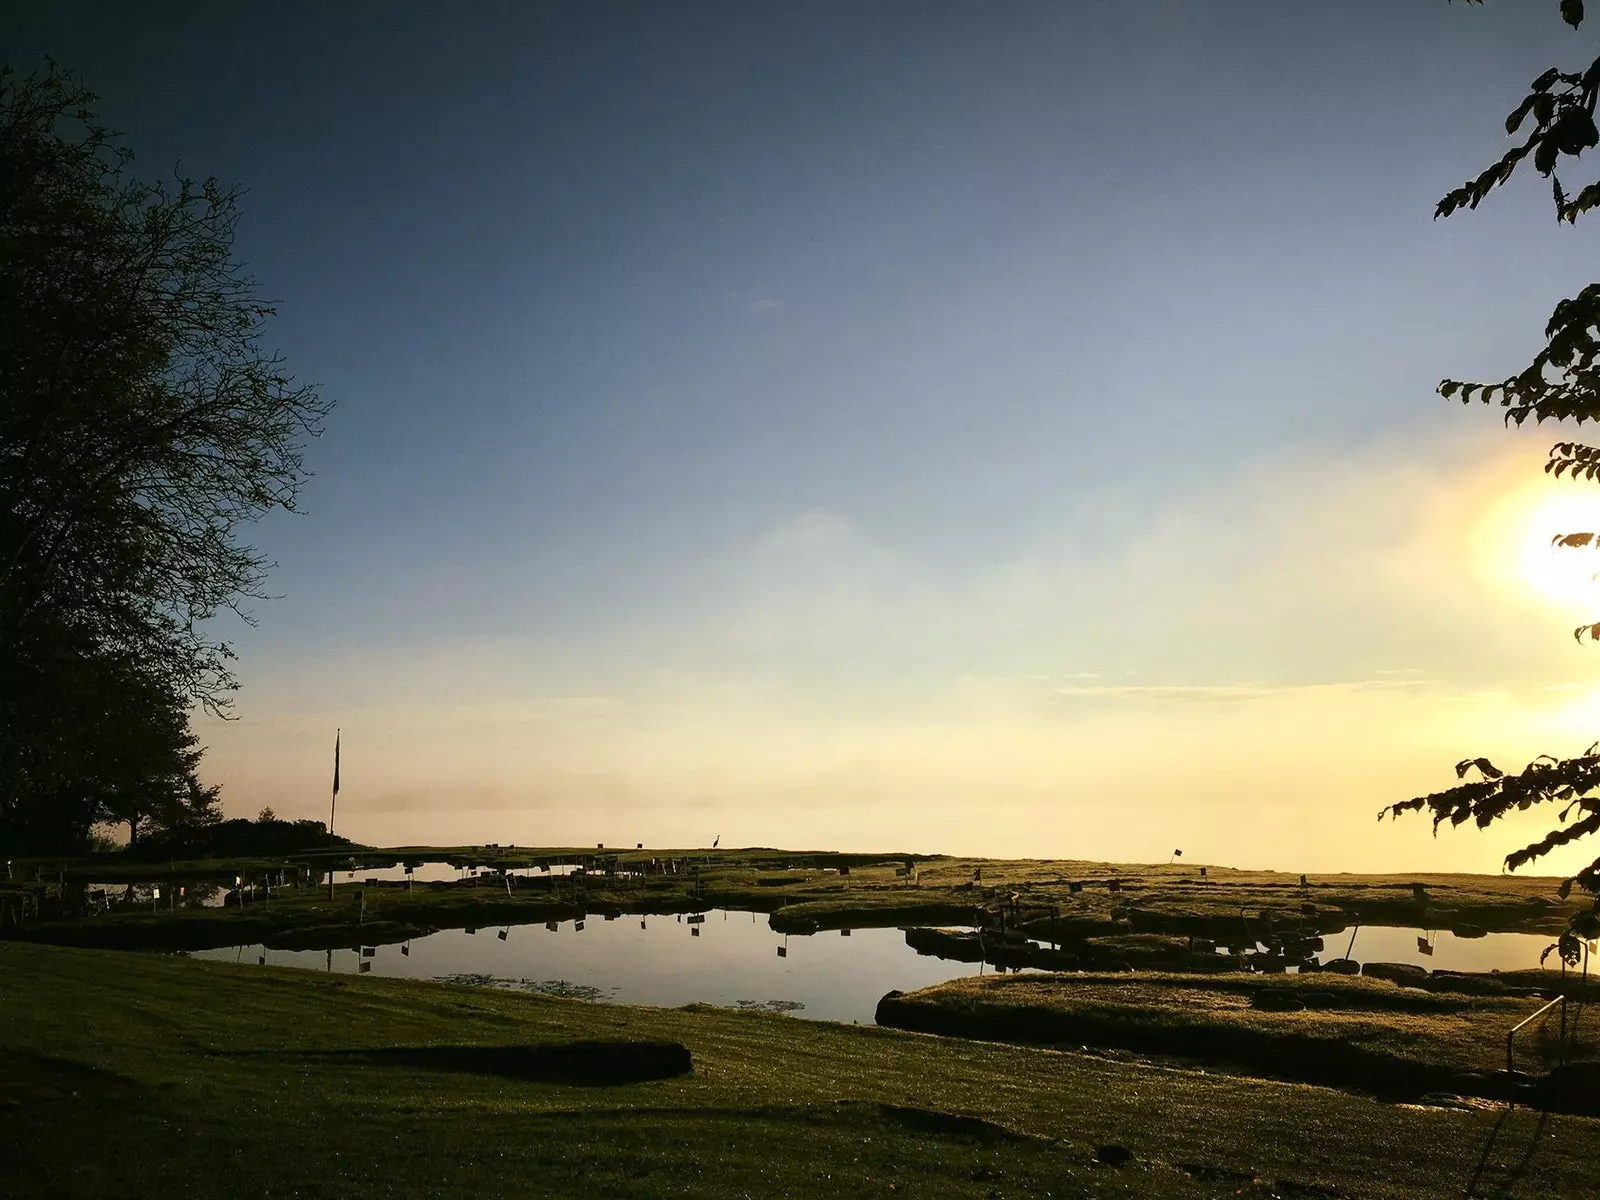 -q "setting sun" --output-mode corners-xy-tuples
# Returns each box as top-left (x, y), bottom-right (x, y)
(1479, 479), (1600, 607)
(1518, 489), (1600, 605)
